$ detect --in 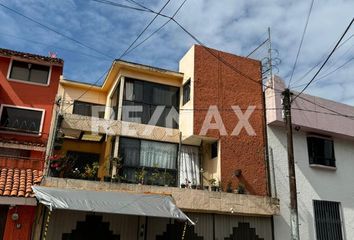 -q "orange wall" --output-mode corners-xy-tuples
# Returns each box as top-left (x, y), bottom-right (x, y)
(3, 206), (36, 240)
(193, 45), (268, 196)
(0, 56), (63, 170)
